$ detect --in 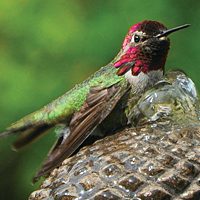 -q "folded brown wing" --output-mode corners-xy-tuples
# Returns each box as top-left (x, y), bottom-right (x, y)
(34, 83), (129, 180)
